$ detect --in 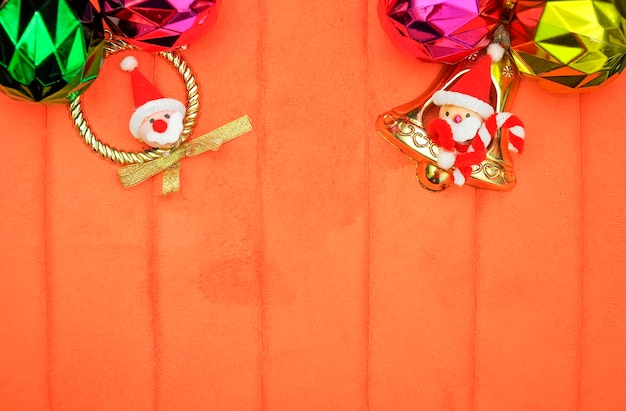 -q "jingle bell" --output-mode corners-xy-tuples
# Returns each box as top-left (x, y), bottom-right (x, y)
(376, 36), (522, 191)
